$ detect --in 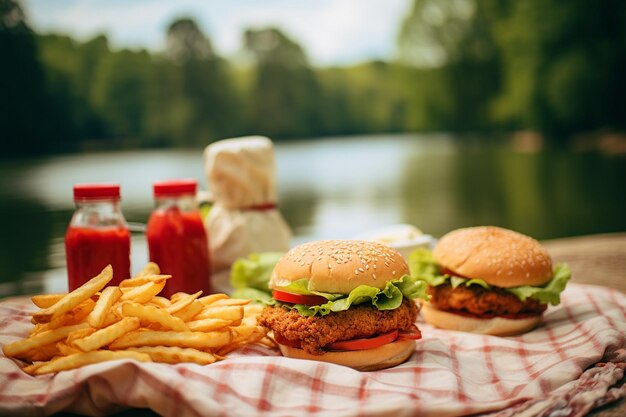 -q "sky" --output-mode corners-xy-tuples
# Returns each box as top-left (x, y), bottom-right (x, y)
(22, 0), (412, 66)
